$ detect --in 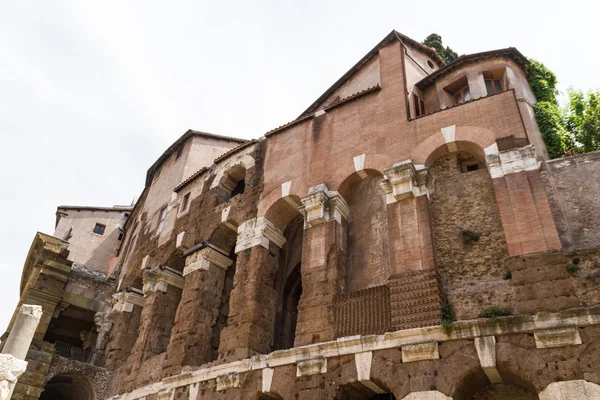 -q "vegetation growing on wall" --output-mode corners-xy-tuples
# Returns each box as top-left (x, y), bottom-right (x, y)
(422, 33), (600, 158)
